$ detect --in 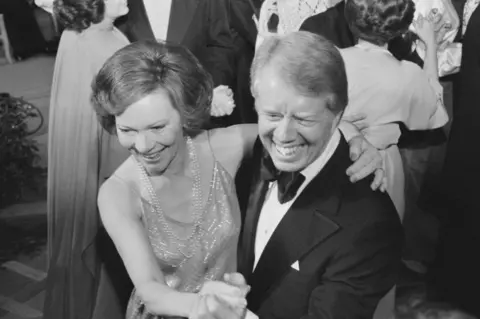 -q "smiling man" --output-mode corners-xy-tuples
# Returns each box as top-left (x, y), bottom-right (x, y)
(236, 31), (403, 319)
